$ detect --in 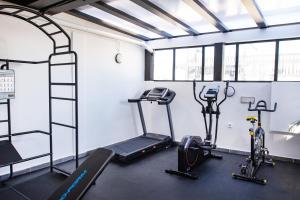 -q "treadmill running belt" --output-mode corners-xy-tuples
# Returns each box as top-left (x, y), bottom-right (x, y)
(108, 137), (161, 155)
